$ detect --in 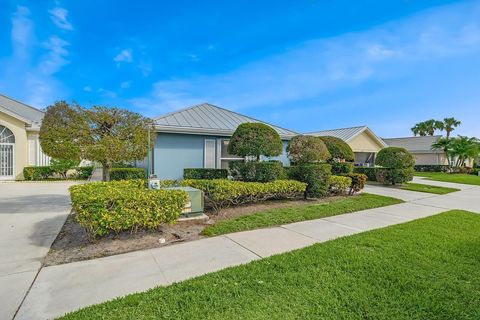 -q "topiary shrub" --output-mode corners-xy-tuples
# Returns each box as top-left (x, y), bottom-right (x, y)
(288, 163), (332, 198)
(330, 162), (354, 175)
(375, 147), (415, 185)
(229, 161), (284, 182)
(317, 136), (355, 162)
(23, 166), (54, 180)
(346, 173), (367, 195)
(70, 180), (188, 237)
(353, 166), (377, 181)
(228, 123), (283, 161)
(286, 135), (331, 165)
(184, 168), (228, 180)
(328, 175), (352, 195)
(180, 179), (306, 211)
(110, 167), (147, 180)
